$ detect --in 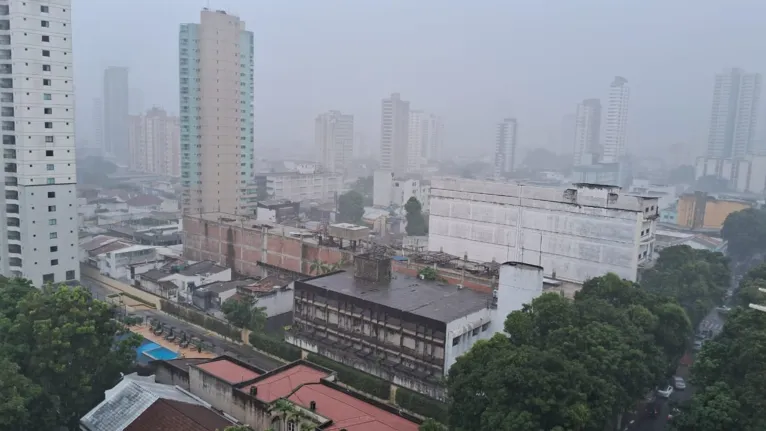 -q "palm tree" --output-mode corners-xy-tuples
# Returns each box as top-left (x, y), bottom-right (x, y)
(308, 259), (325, 275)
